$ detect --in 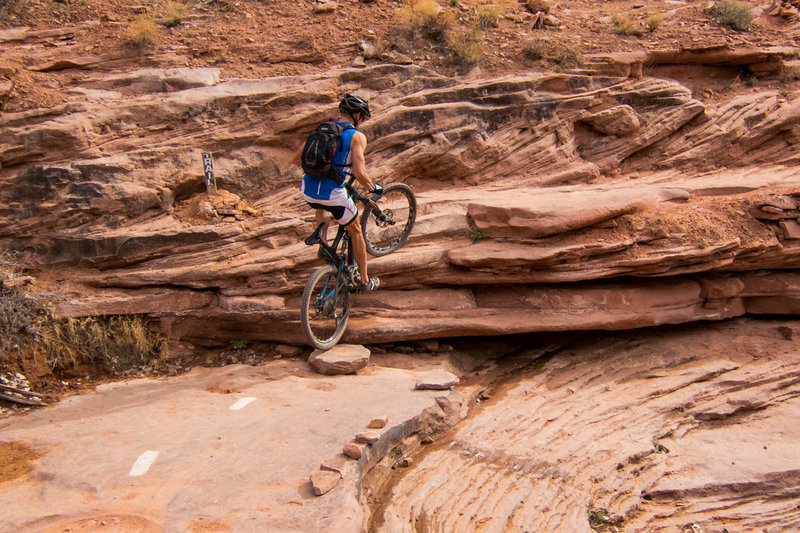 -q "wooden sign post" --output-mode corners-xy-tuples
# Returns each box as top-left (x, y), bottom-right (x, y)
(202, 153), (218, 195)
